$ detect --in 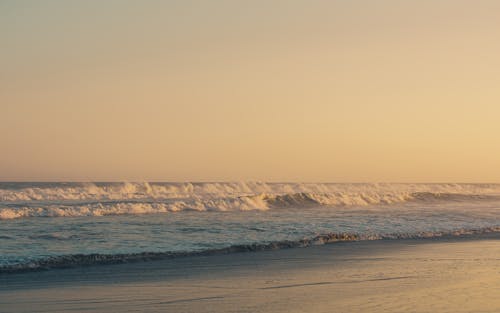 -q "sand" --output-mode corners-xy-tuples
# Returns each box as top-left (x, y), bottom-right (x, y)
(1, 235), (499, 313)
